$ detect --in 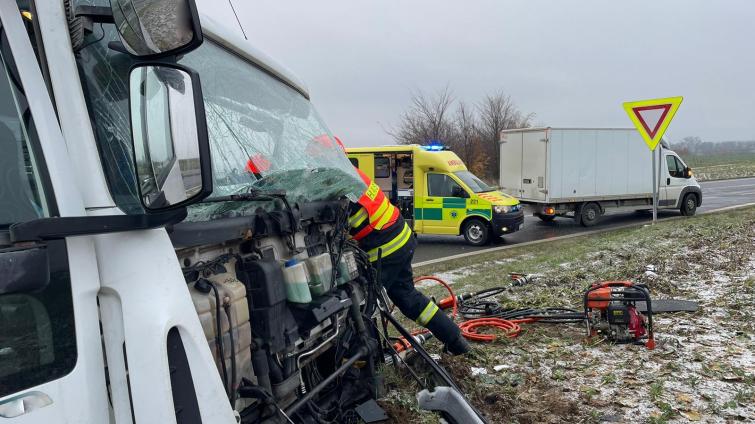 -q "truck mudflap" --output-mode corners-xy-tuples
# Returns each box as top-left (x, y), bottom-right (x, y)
(491, 209), (525, 236)
(417, 386), (486, 424)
